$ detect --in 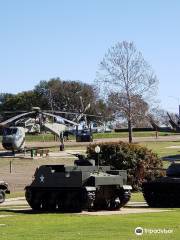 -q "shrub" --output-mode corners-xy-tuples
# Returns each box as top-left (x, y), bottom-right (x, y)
(87, 141), (164, 191)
